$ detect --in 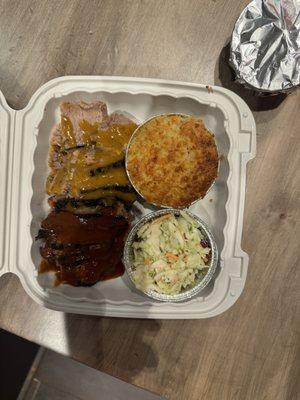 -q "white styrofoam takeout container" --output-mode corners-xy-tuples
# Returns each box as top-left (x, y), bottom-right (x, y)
(0, 76), (256, 318)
